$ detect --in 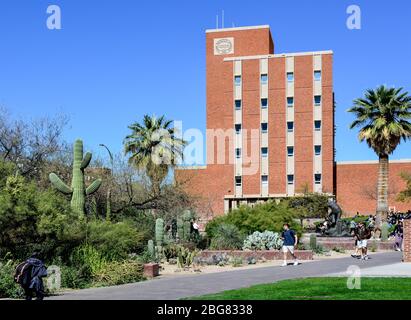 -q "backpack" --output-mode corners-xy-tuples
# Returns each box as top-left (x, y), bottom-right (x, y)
(14, 261), (32, 286)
